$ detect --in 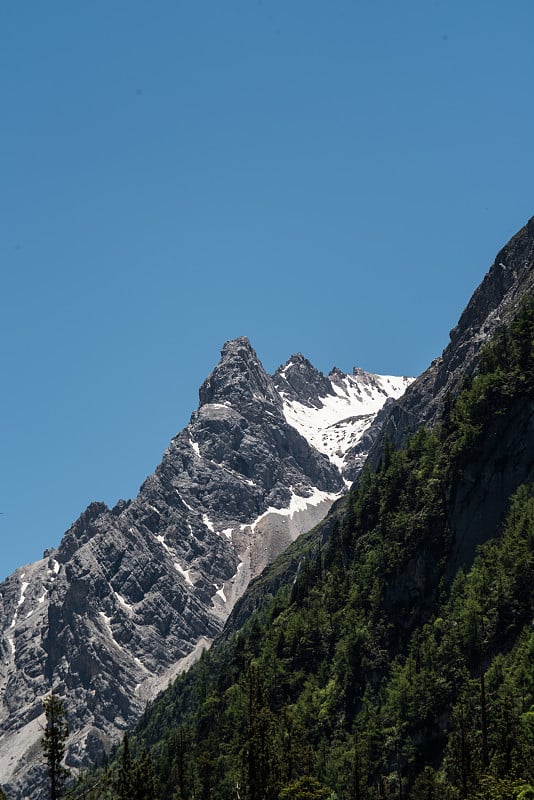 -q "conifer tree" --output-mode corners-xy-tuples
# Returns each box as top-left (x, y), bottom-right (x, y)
(116, 735), (156, 800)
(42, 692), (70, 800)
(131, 750), (156, 800)
(170, 726), (191, 800)
(117, 733), (133, 800)
(243, 665), (280, 800)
